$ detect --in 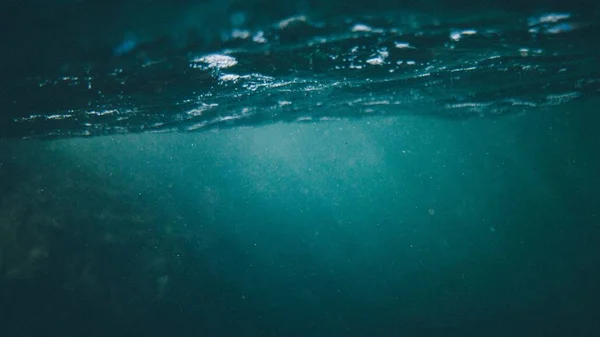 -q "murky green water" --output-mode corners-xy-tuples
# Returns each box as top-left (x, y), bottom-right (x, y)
(1, 1), (600, 336)
(2, 97), (599, 336)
